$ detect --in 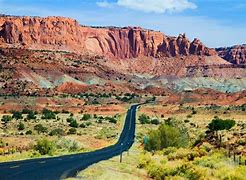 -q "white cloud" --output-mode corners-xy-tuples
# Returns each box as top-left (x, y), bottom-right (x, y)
(97, 0), (197, 13)
(96, 1), (114, 8)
